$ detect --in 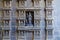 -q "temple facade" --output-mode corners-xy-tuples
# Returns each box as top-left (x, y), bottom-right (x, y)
(0, 0), (53, 40)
